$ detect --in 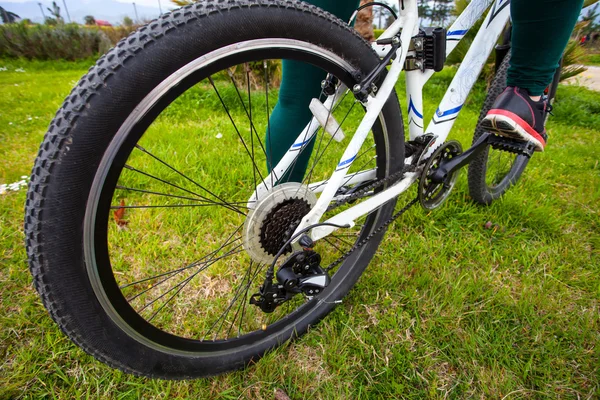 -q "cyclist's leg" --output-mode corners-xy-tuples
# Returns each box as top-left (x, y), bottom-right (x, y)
(483, 0), (584, 150)
(508, 0), (584, 96)
(266, 0), (360, 183)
